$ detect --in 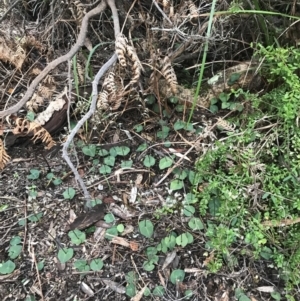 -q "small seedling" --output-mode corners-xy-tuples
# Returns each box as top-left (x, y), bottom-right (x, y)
(143, 155), (155, 167)
(27, 169), (40, 180)
(0, 260), (16, 274)
(159, 157), (173, 170)
(82, 144), (96, 157)
(176, 232), (194, 247)
(58, 248), (74, 263)
(170, 269), (185, 285)
(138, 219), (154, 238)
(8, 236), (22, 259)
(105, 226), (118, 240)
(68, 229), (86, 245)
(63, 187), (76, 200)
(90, 258), (103, 271)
